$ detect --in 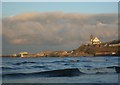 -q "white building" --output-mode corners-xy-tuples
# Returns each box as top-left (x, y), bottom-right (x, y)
(92, 37), (101, 45)
(90, 35), (101, 45)
(19, 52), (28, 57)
